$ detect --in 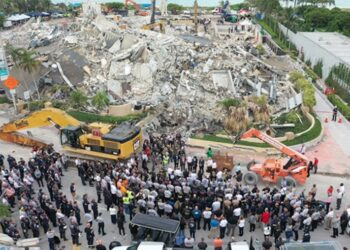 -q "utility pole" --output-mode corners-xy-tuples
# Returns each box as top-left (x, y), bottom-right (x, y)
(0, 38), (17, 113)
(150, 0), (156, 24)
(194, 0), (198, 33)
